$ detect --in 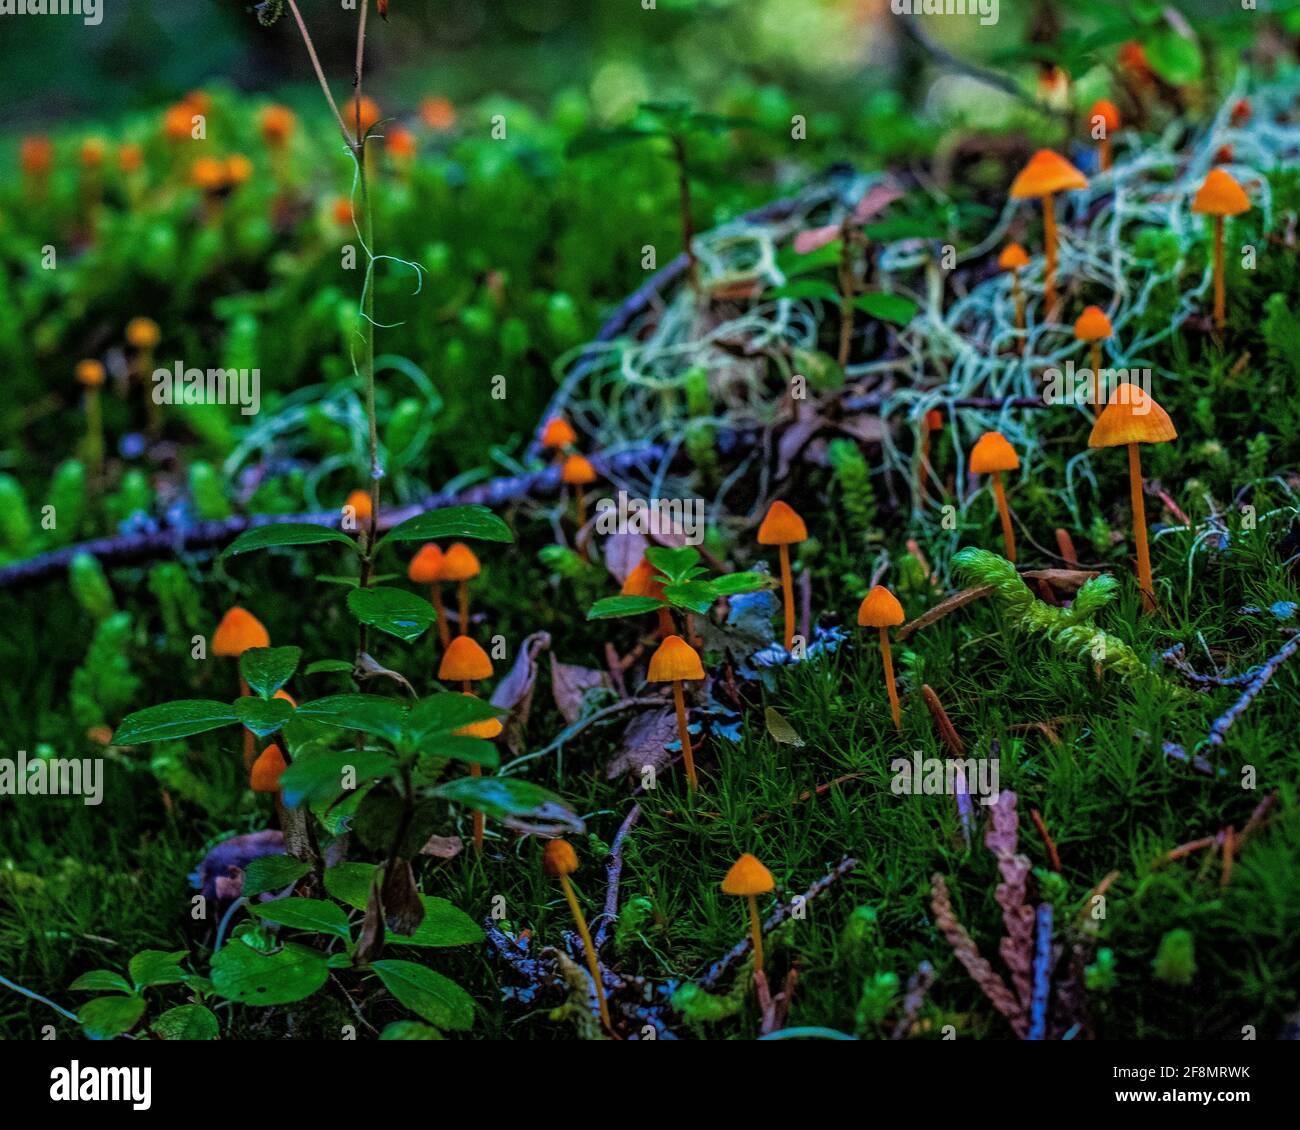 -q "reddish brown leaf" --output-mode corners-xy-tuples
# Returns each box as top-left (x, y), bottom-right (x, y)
(605, 707), (677, 780)
(491, 631), (550, 756)
(550, 656), (610, 726)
